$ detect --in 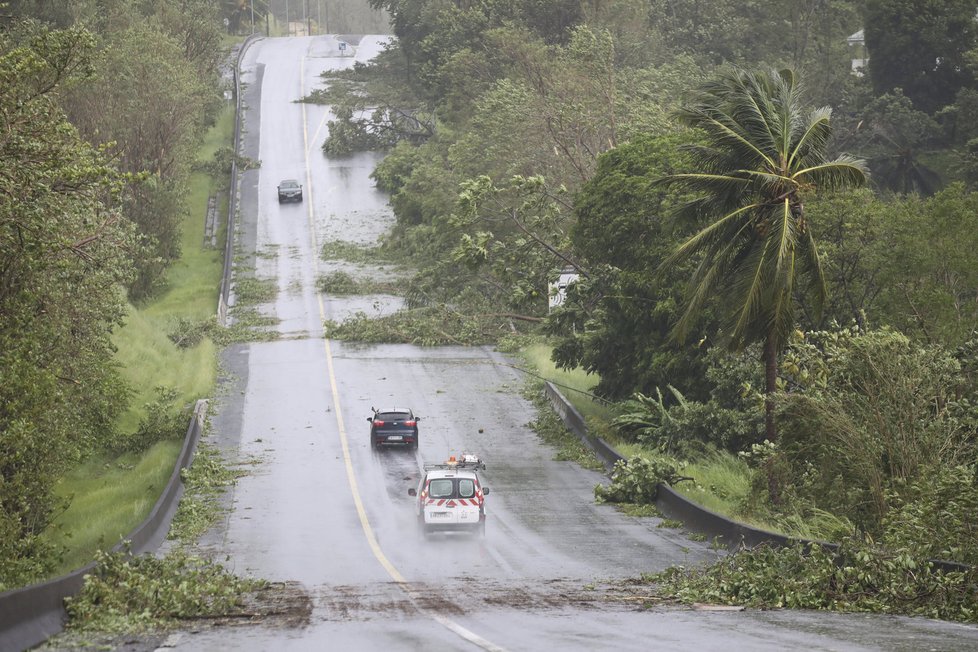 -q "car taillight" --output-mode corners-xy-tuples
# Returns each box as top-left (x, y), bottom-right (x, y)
(373, 420), (385, 426)
(403, 420), (416, 426)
